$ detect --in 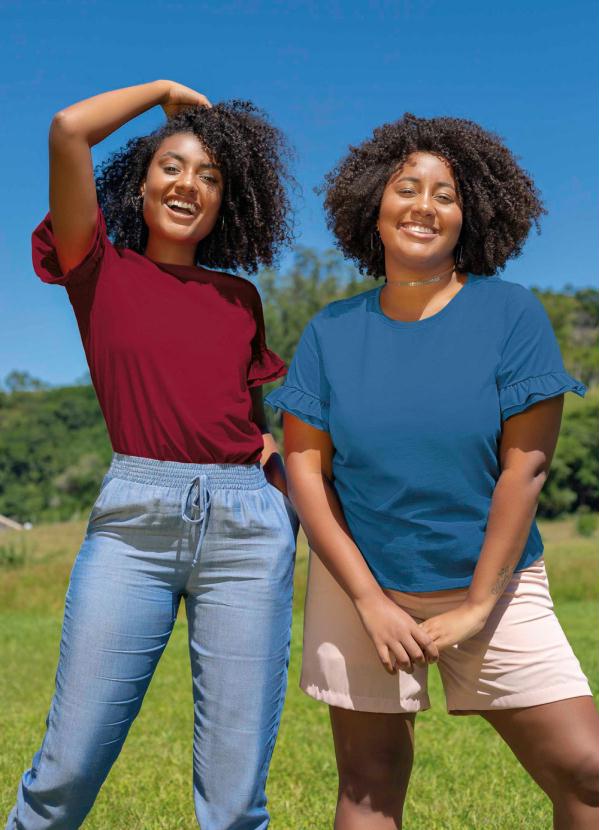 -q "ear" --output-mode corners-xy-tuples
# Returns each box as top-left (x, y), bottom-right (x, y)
(140, 181), (146, 198)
